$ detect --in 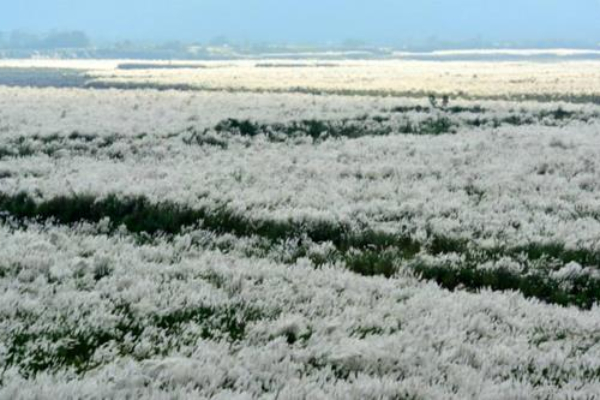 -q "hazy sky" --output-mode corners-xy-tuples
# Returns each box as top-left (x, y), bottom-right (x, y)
(2, 0), (600, 45)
